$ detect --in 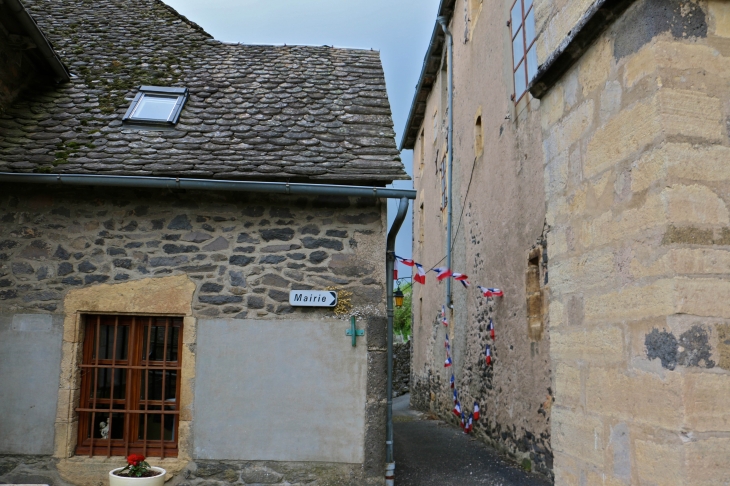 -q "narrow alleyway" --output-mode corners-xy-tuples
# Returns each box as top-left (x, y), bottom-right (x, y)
(393, 394), (551, 486)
